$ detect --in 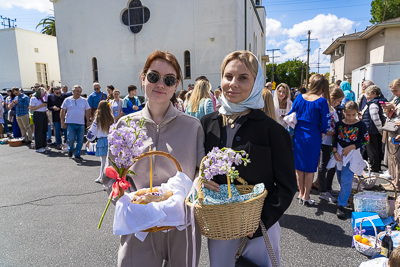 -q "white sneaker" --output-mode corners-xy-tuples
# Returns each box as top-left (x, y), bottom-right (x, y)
(380, 170), (392, 179)
(319, 192), (337, 203)
(44, 147), (51, 151)
(36, 148), (45, 153)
